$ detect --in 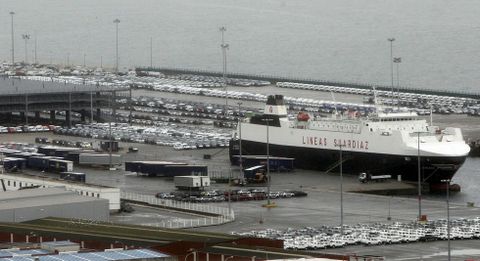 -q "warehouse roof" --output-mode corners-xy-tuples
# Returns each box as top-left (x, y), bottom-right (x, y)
(0, 188), (107, 211)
